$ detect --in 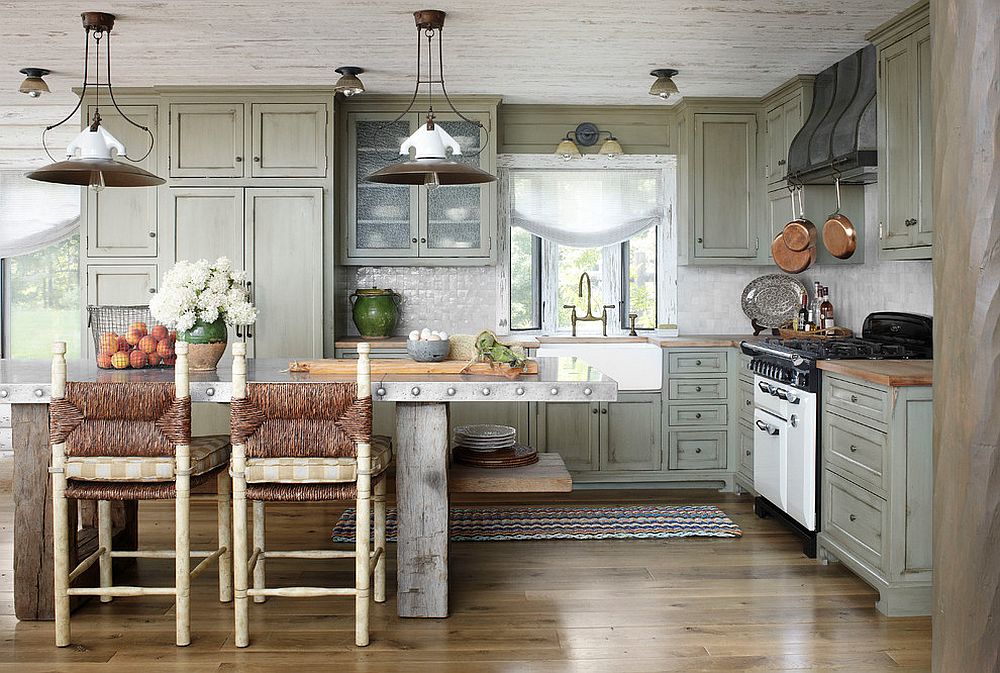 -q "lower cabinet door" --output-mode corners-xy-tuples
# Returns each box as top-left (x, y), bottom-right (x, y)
(449, 401), (529, 444)
(533, 402), (600, 472)
(738, 419), (754, 479)
(600, 394), (662, 471)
